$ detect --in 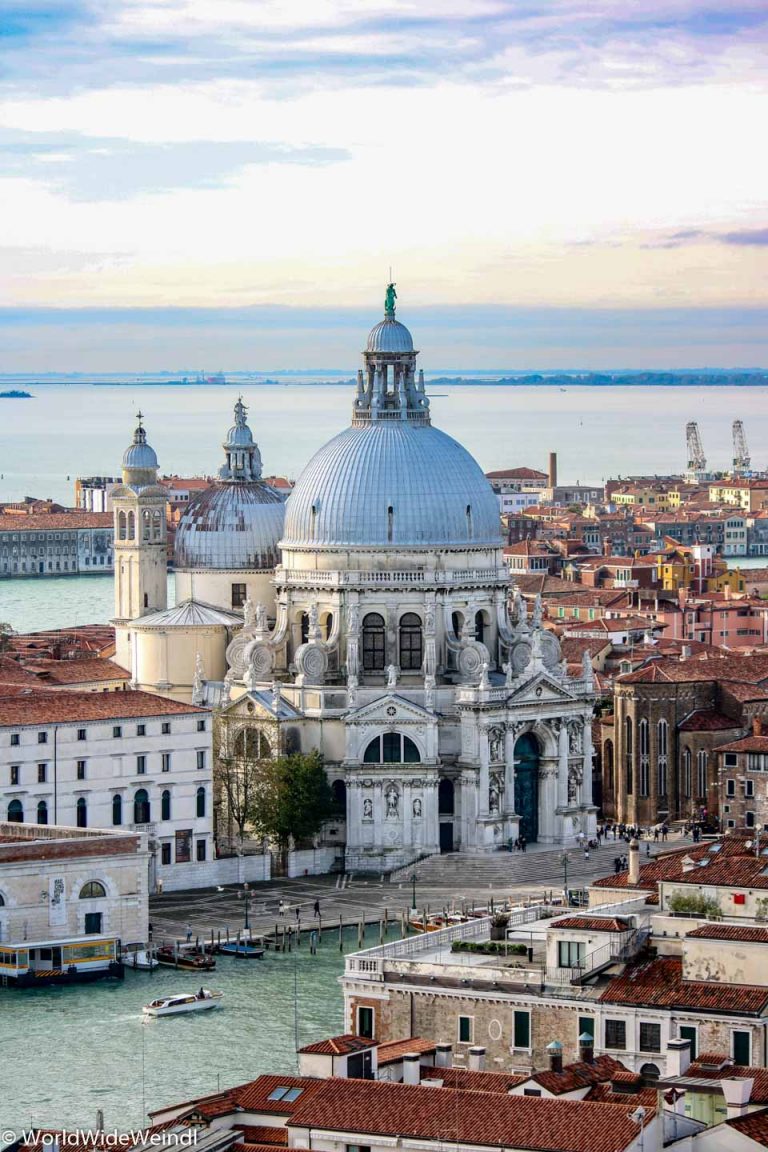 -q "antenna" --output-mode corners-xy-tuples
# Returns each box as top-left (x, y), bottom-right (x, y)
(733, 419), (751, 476)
